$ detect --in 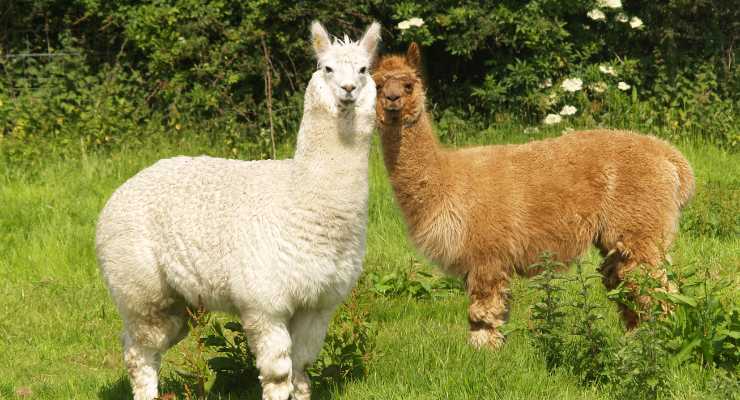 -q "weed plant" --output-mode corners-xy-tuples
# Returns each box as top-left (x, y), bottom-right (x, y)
(527, 256), (740, 399)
